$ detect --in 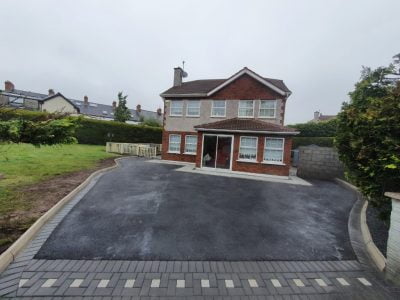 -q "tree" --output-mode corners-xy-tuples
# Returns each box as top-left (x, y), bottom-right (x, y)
(335, 58), (400, 220)
(142, 118), (161, 127)
(114, 92), (131, 123)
